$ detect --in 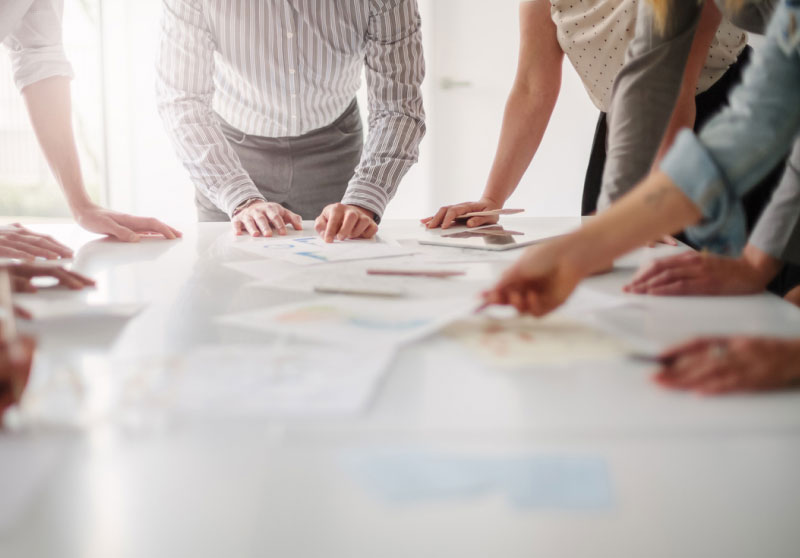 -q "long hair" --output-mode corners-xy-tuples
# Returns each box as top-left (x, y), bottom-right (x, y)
(648, 0), (746, 32)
